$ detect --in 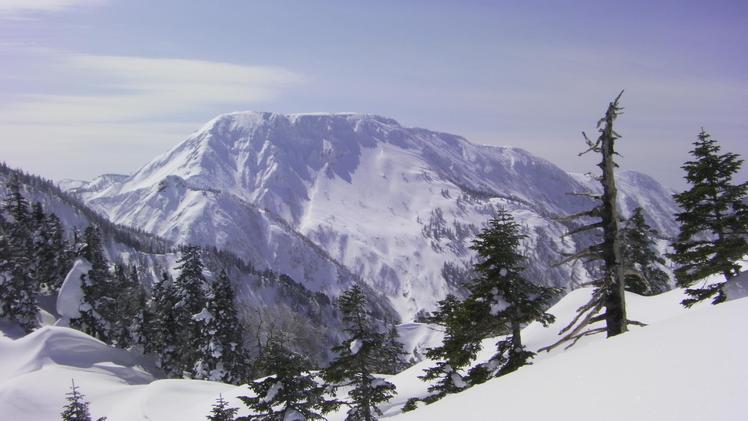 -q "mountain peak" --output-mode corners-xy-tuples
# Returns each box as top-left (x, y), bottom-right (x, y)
(197, 111), (403, 136)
